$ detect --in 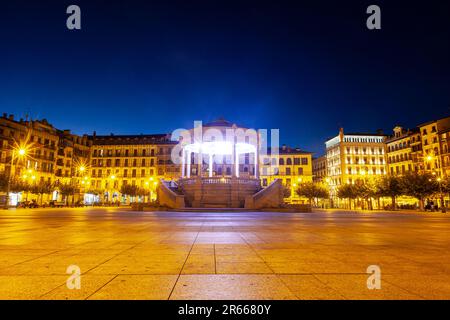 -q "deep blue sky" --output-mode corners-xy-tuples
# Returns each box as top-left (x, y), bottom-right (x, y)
(1, 0), (449, 155)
